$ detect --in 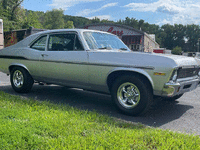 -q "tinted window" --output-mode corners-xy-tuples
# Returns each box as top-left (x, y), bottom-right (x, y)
(31, 36), (47, 51)
(48, 33), (83, 51)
